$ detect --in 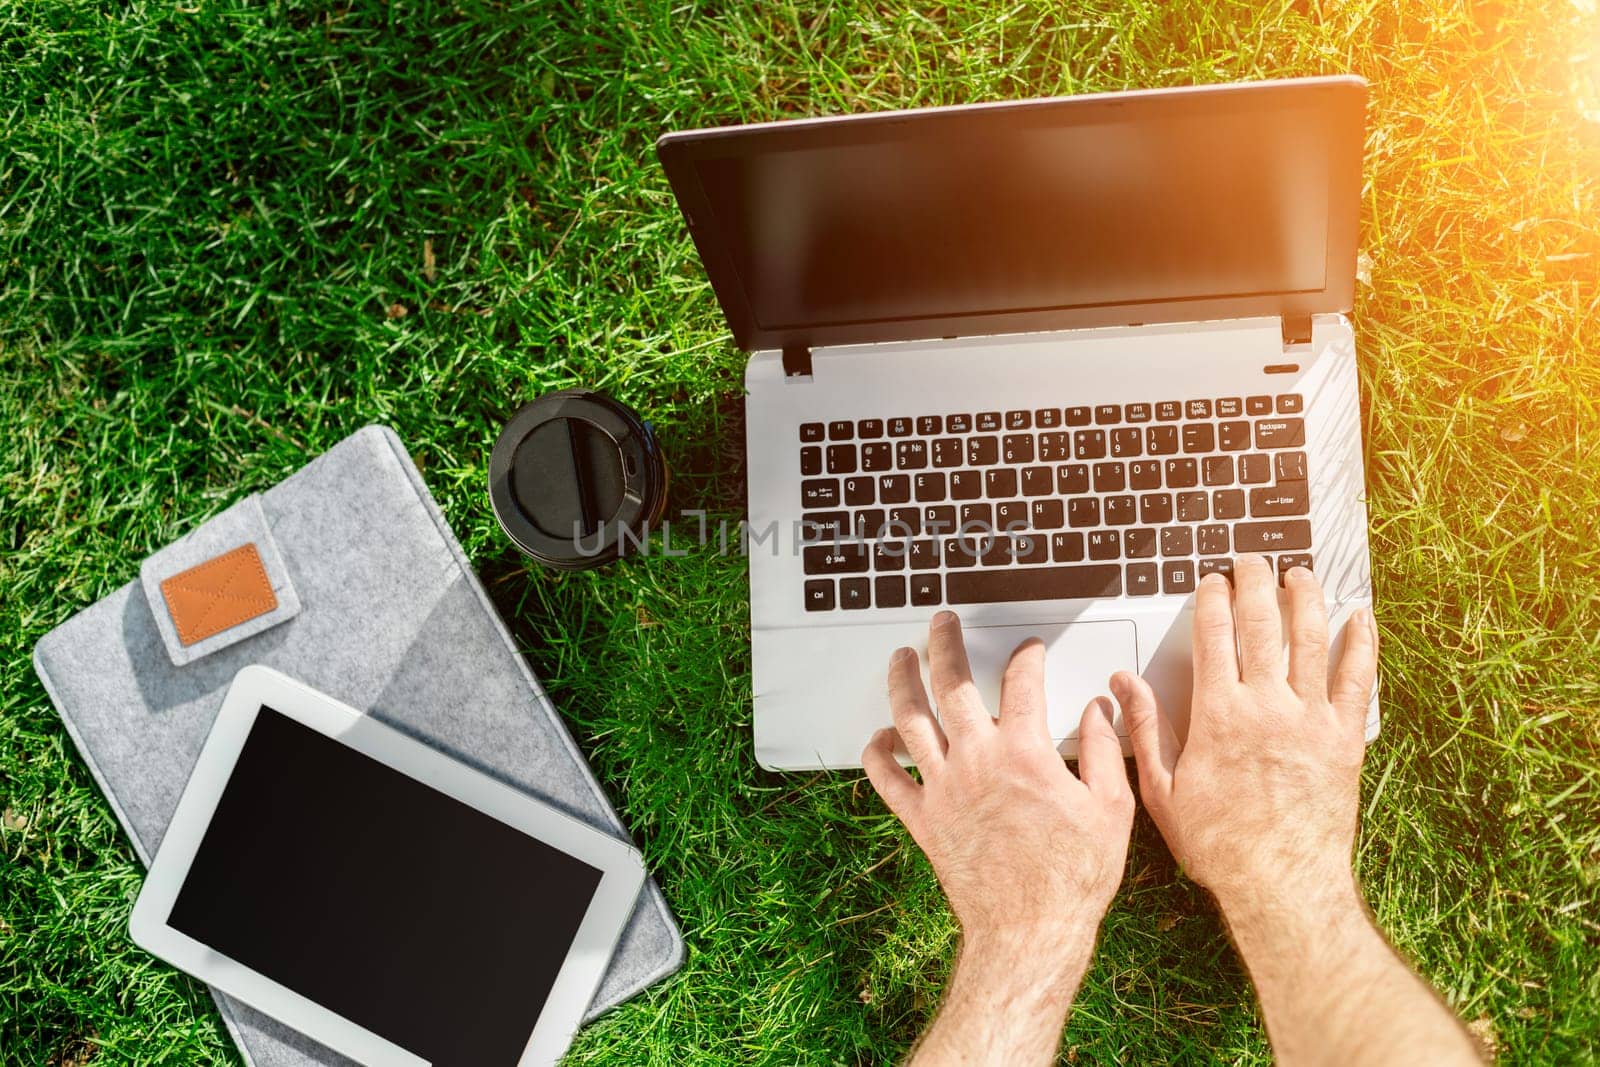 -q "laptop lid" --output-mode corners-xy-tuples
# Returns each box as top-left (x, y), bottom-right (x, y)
(657, 76), (1365, 352)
